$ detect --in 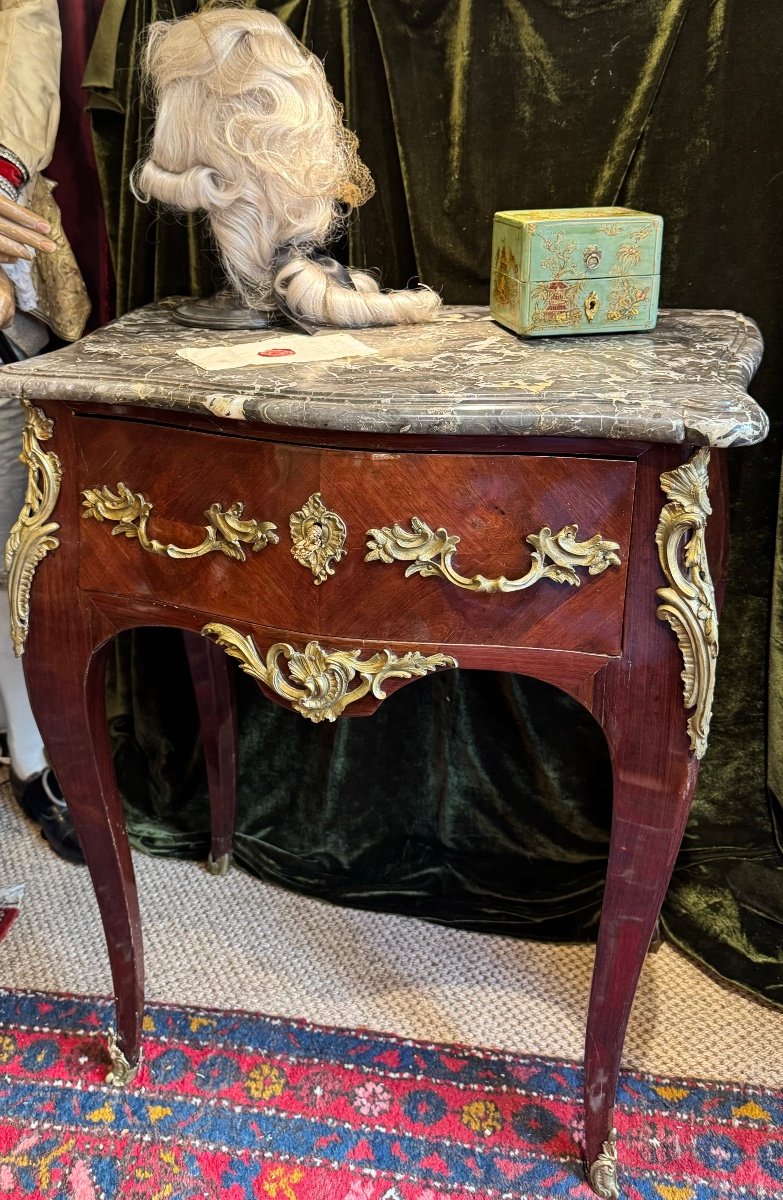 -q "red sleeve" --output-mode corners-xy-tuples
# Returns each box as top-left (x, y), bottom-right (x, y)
(0, 152), (27, 200)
